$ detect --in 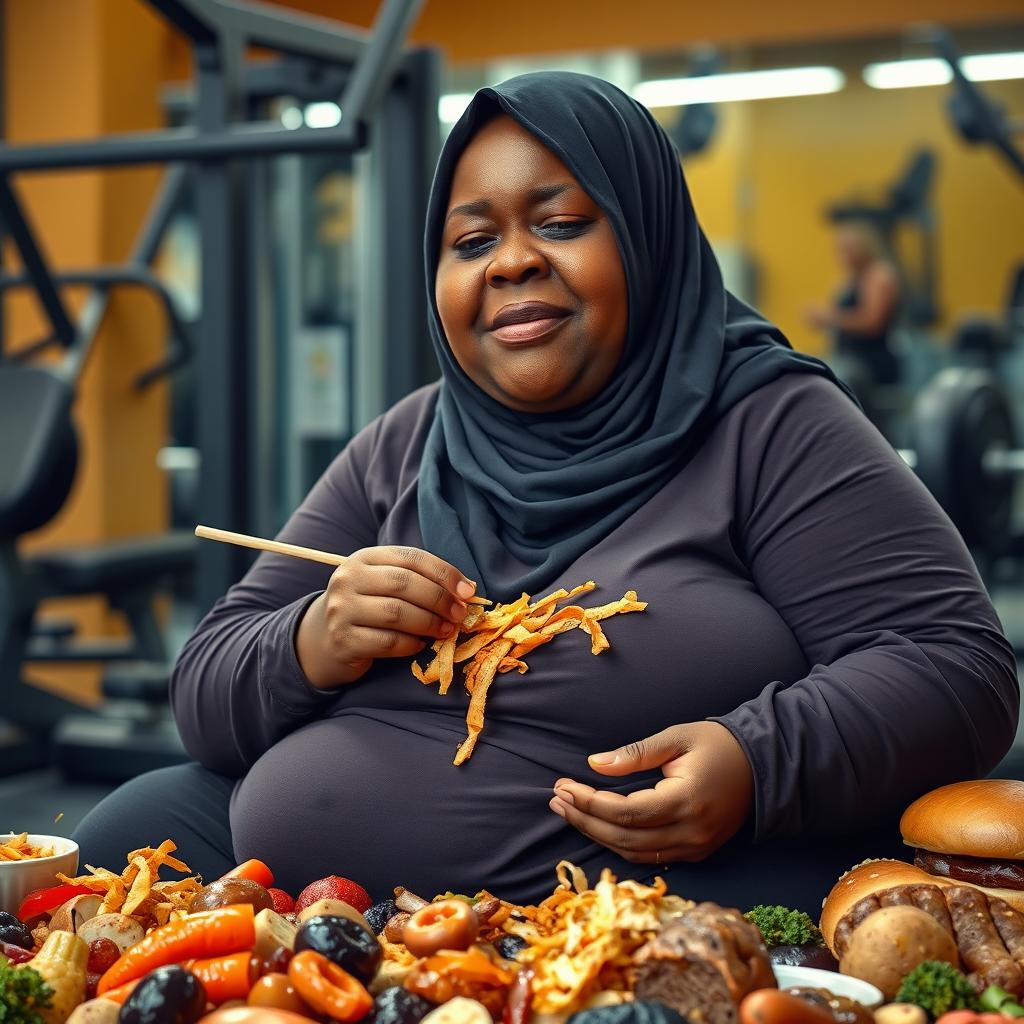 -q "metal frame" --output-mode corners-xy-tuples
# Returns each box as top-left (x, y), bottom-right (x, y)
(930, 29), (1024, 181)
(0, 0), (427, 612)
